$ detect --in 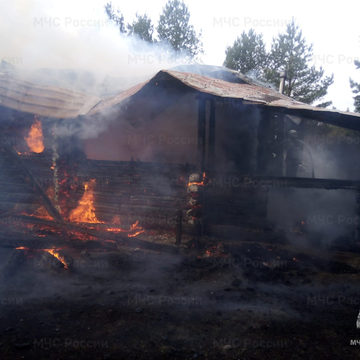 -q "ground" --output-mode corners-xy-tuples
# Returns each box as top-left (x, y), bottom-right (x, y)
(0, 229), (359, 359)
